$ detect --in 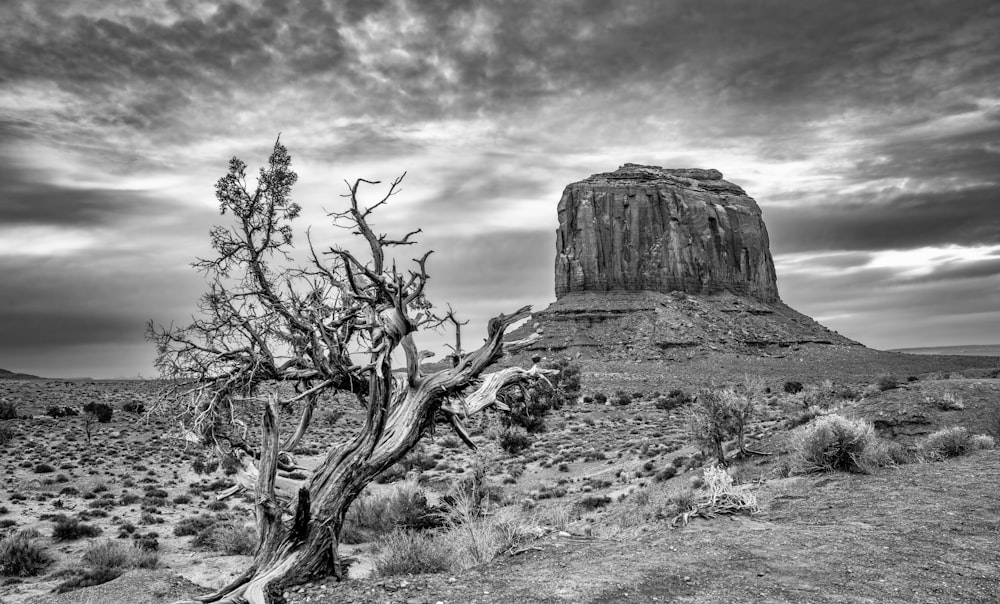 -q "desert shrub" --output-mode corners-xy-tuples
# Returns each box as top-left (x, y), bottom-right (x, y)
(0, 529), (52, 576)
(498, 429), (531, 455)
(341, 482), (442, 544)
(34, 463), (56, 474)
(220, 454), (240, 476)
(193, 522), (257, 555)
(546, 358), (581, 399)
(917, 427), (993, 461)
(52, 516), (102, 541)
(122, 401), (145, 414)
(876, 373), (898, 391)
(783, 381), (803, 394)
(213, 523), (257, 555)
(655, 389), (691, 411)
(132, 533), (159, 552)
(46, 406), (78, 418)
(173, 514), (216, 537)
(0, 401), (17, 420)
(613, 390), (632, 406)
(654, 466), (677, 482)
(685, 378), (762, 465)
(884, 442), (919, 465)
(82, 540), (133, 569)
(924, 392), (965, 411)
(56, 540), (158, 592)
(372, 529), (452, 576)
(789, 414), (885, 474)
(593, 392), (608, 404)
(83, 402), (113, 423)
(440, 487), (532, 568)
(575, 495), (611, 512)
(971, 434), (996, 449)
(785, 406), (824, 429)
(0, 425), (13, 446)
